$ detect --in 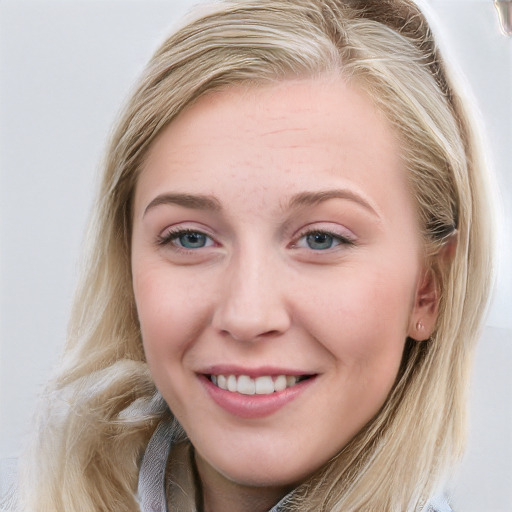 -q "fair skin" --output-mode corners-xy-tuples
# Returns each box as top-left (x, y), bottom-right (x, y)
(131, 77), (438, 512)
